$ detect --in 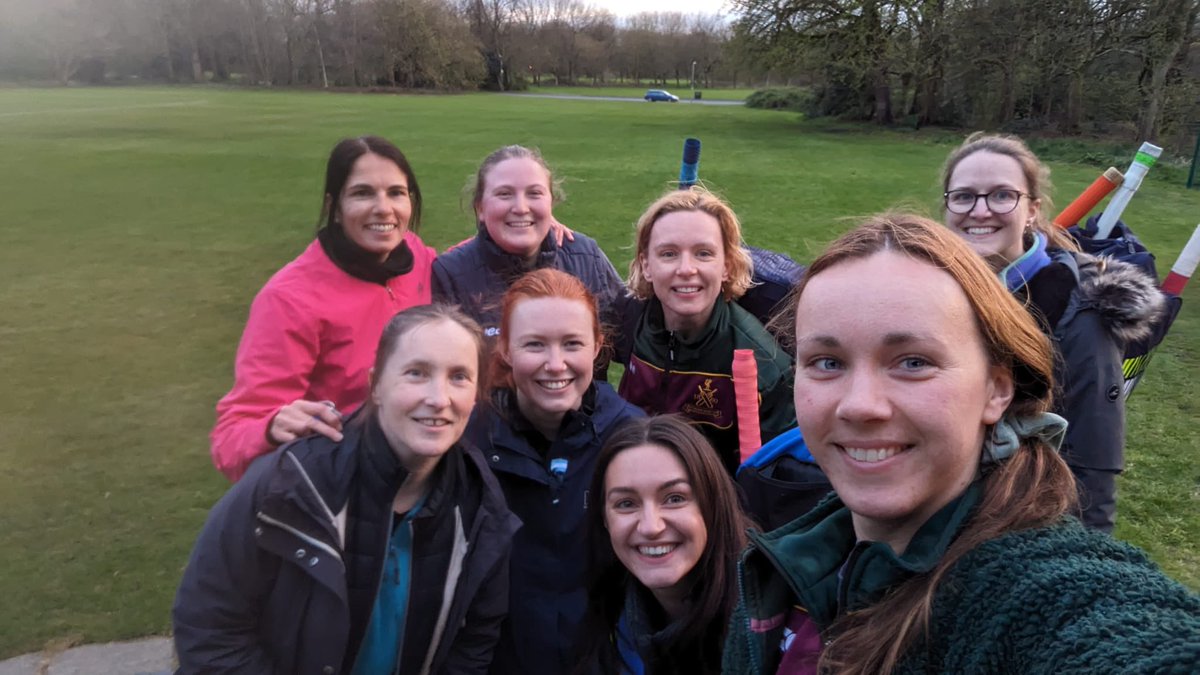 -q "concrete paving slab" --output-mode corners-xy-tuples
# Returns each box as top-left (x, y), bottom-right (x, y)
(0, 653), (43, 675)
(0, 637), (173, 675)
